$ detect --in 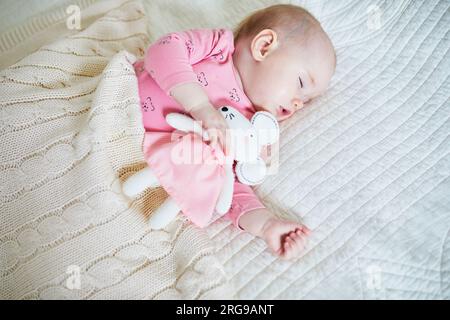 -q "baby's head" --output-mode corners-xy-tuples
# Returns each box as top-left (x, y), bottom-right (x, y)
(232, 4), (336, 121)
